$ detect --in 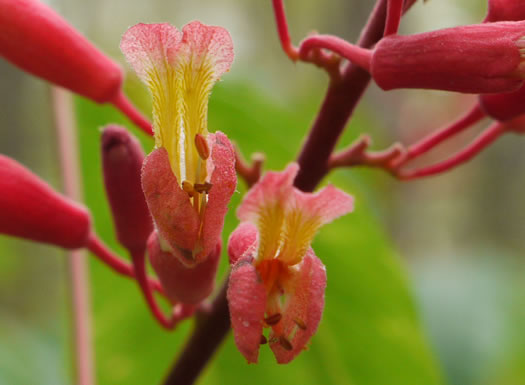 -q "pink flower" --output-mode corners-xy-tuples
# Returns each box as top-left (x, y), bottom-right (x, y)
(227, 164), (354, 364)
(371, 20), (525, 93)
(120, 22), (236, 303)
(0, 155), (91, 249)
